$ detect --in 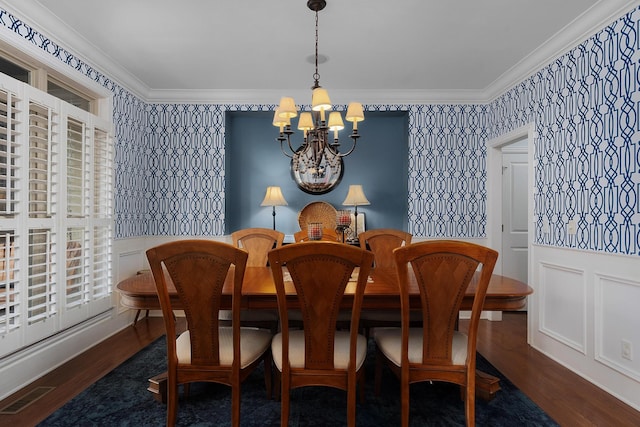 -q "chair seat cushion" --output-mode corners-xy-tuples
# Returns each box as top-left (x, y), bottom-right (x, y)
(374, 327), (468, 366)
(271, 330), (367, 371)
(176, 327), (272, 367)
